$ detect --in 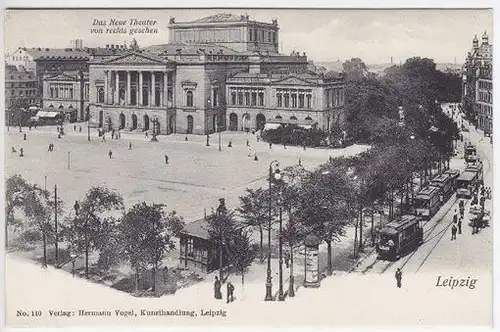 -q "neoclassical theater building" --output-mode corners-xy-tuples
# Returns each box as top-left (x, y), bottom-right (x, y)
(88, 13), (345, 135)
